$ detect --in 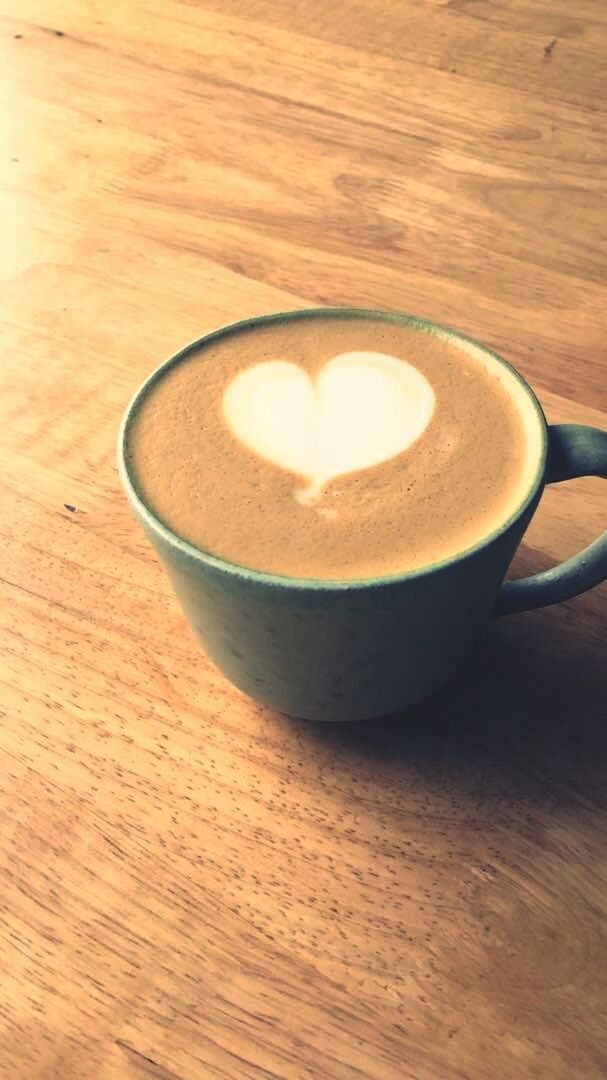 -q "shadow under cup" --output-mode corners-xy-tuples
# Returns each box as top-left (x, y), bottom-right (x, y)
(119, 308), (552, 722)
